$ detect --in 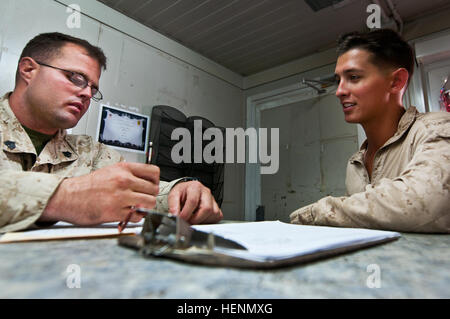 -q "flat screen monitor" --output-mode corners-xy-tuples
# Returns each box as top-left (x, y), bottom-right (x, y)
(96, 104), (149, 154)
